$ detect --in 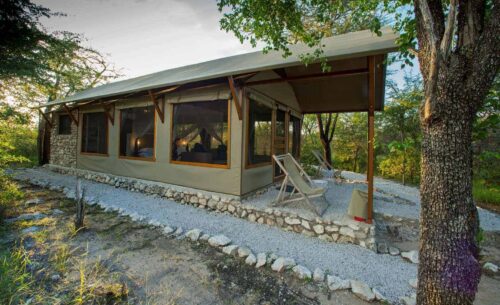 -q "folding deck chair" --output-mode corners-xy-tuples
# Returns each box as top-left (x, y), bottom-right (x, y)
(272, 153), (327, 215)
(311, 149), (335, 178)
